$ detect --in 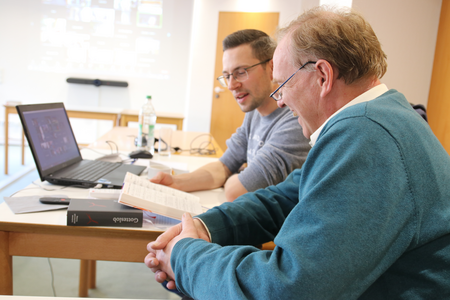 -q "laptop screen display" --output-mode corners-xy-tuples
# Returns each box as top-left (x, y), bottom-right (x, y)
(22, 107), (80, 171)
